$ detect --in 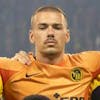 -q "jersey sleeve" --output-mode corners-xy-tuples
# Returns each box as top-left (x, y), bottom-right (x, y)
(79, 51), (100, 77)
